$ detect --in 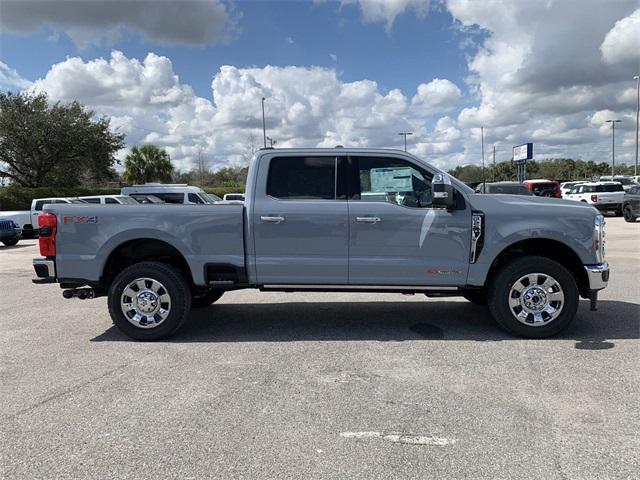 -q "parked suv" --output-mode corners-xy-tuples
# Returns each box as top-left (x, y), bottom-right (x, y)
(622, 185), (640, 222)
(522, 179), (561, 198)
(475, 182), (532, 195)
(564, 181), (624, 215)
(0, 219), (22, 246)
